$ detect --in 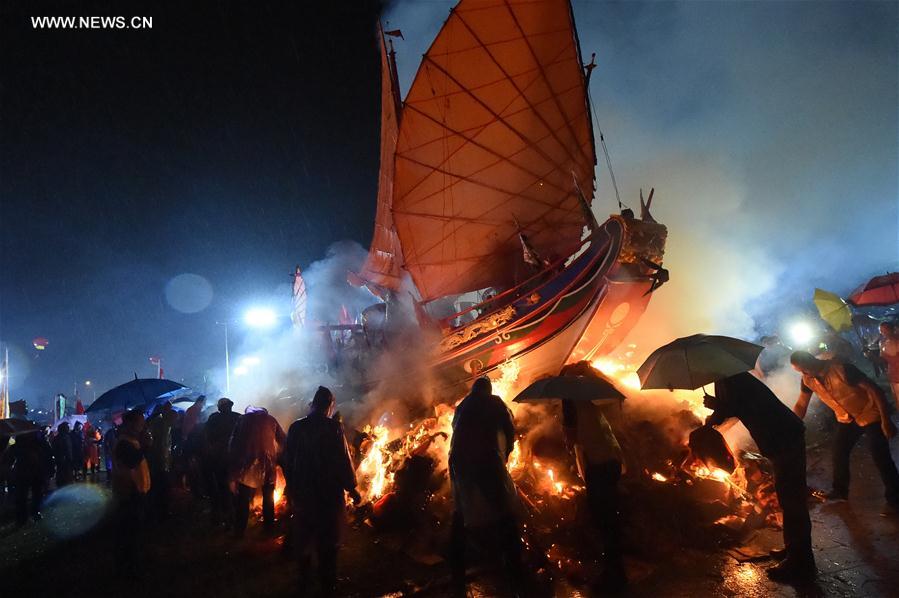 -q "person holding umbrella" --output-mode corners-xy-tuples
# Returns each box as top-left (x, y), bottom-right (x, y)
(558, 362), (627, 592)
(638, 334), (815, 582)
(702, 372), (814, 582)
(790, 351), (899, 513)
(514, 363), (628, 589)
